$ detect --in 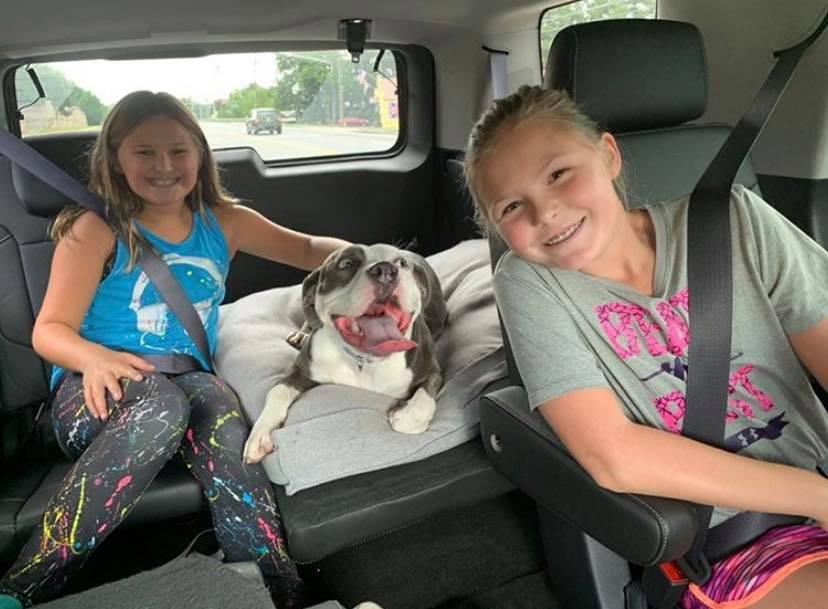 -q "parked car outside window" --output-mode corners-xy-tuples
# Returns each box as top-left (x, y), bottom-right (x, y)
(336, 116), (370, 127)
(245, 108), (282, 134)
